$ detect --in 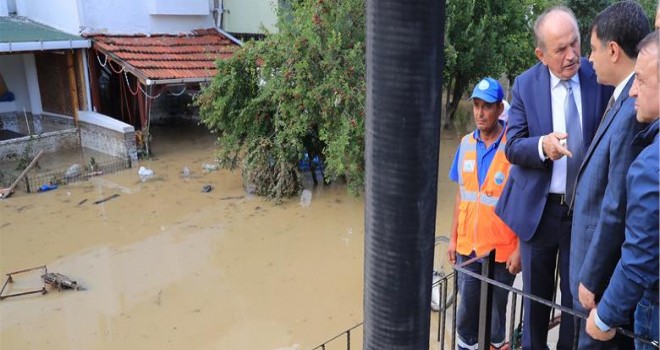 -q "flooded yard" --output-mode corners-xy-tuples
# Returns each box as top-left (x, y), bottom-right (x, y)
(0, 121), (458, 349)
